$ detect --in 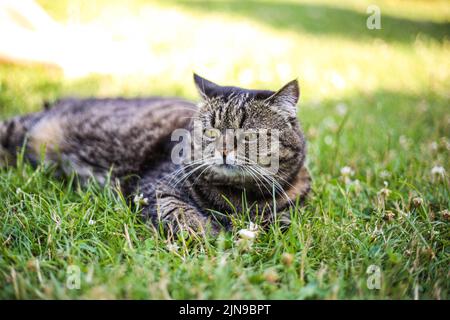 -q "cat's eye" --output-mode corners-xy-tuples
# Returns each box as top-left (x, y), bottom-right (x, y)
(204, 128), (221, 140)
